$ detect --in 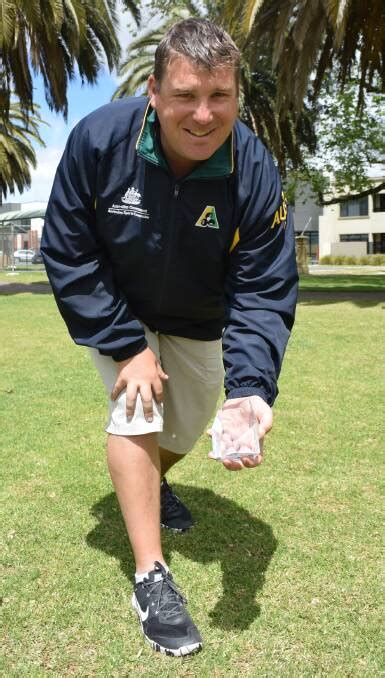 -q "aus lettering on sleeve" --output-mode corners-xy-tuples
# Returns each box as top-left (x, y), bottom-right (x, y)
(270, 192), (288, 230)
